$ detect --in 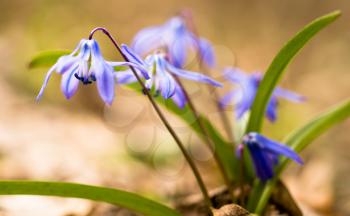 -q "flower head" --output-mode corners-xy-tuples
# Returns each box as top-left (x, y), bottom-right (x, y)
(131, 16), (215, 68)
(116, 45), (222, 108)
(220, 67), (305, 121)
(241, 132), (303, 181)
(36, 39), (146, 105)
